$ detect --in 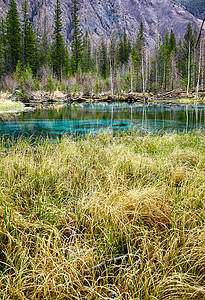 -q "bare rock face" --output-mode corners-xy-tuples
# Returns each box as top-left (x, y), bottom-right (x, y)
(0, 0), (201, 47)
(174, 0), (204, 20)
